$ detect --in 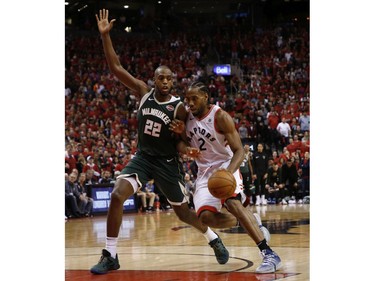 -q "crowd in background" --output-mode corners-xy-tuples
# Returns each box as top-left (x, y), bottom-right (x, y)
(65, 18), (310, 217)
